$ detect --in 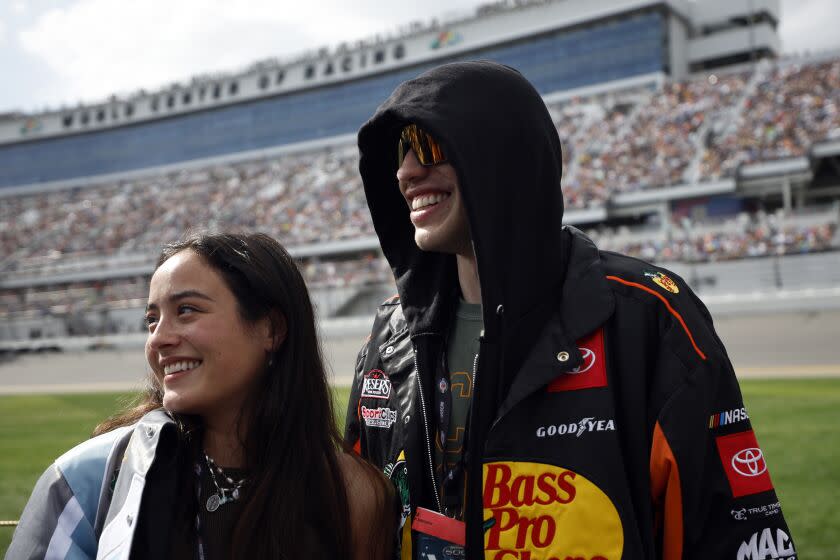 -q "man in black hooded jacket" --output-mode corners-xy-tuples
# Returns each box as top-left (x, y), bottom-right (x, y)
(344, 61), (796, 560)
